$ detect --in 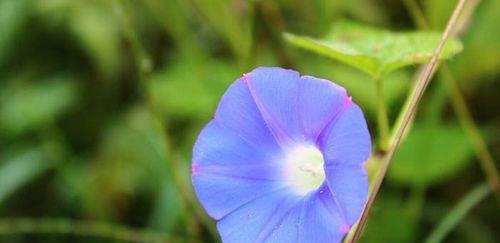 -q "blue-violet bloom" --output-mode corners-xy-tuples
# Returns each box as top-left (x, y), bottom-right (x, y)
(192, 67), (371, 243)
